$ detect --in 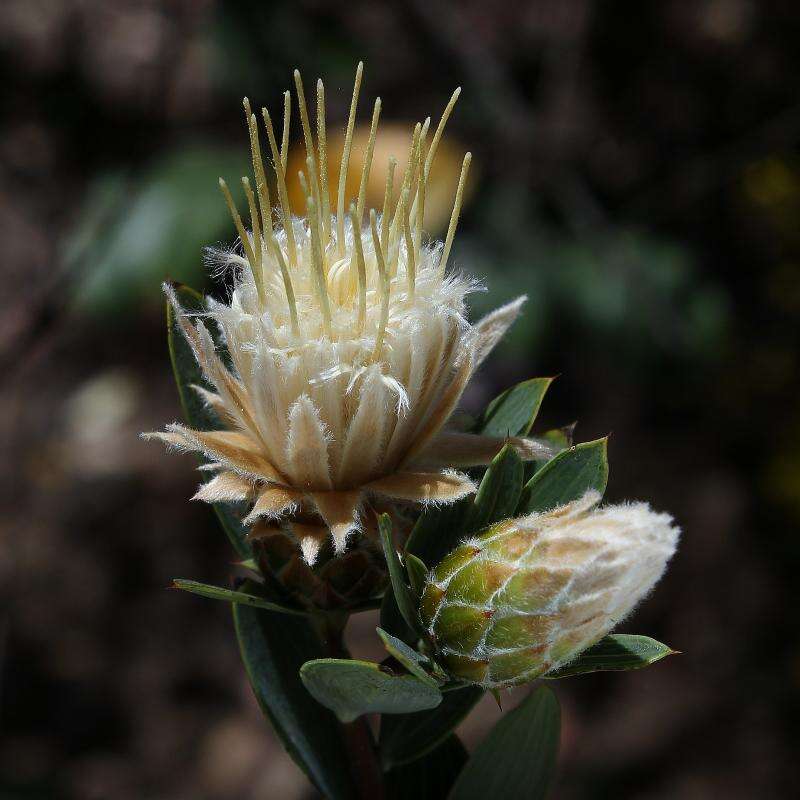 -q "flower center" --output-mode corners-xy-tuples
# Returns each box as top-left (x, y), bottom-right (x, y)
(218, 62), (471, 364)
